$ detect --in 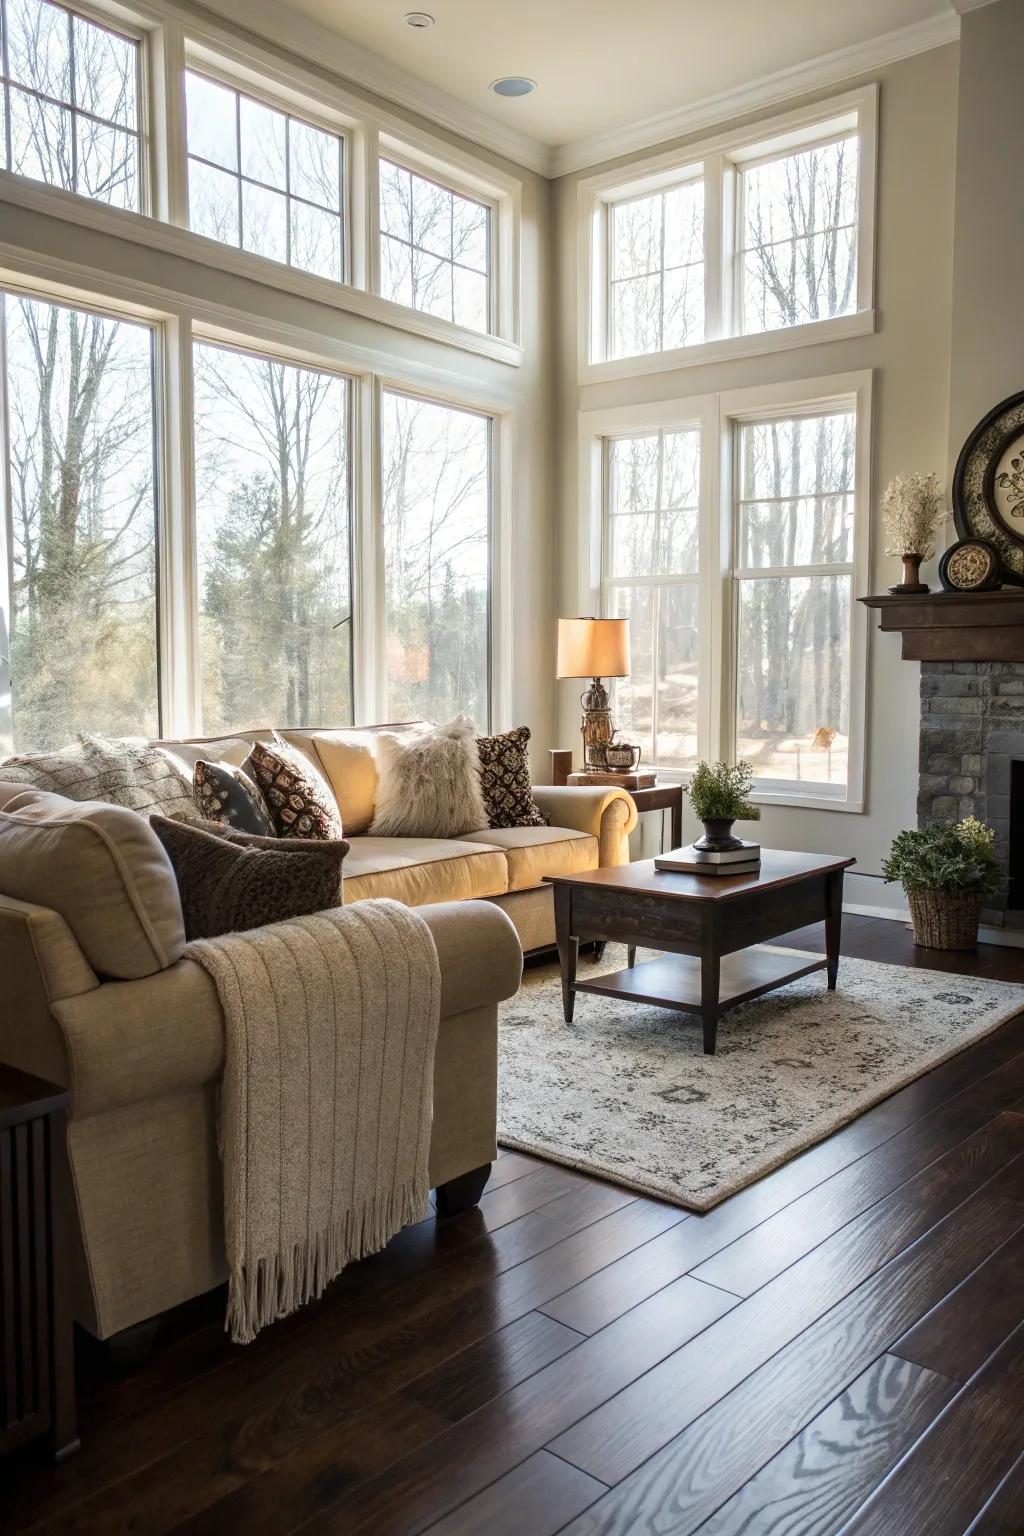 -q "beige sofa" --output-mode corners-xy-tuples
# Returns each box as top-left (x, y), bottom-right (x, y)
(0, 781), (523, 1340)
